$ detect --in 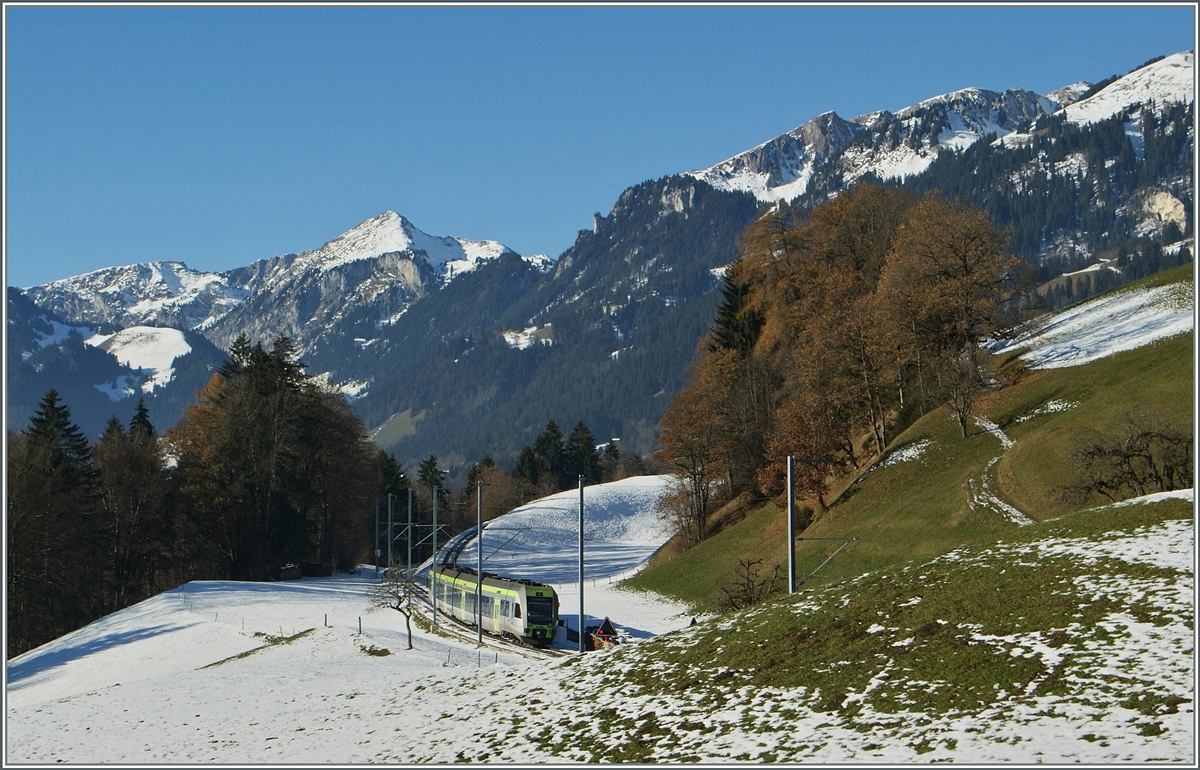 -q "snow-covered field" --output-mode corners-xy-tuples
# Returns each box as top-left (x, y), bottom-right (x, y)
(5, 275), (1195, 763)
(86, 326), (193, 396)
(4, 476), (694, 763)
